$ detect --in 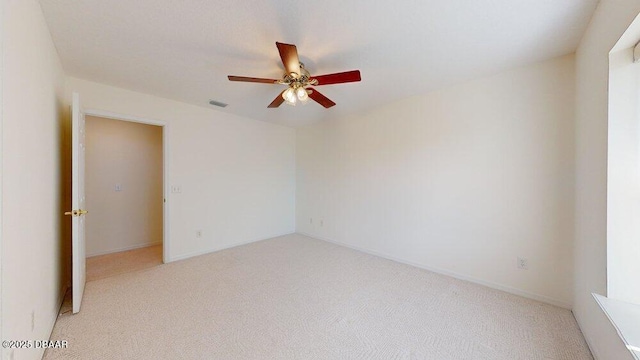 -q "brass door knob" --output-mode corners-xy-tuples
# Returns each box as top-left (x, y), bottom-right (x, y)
(64, 209), (88, 216)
